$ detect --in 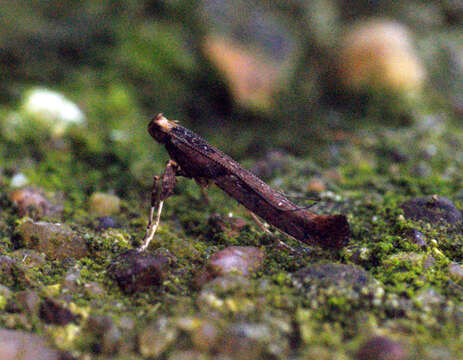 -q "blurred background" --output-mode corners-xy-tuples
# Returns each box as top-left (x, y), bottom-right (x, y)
(0, 0), (462, 195)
